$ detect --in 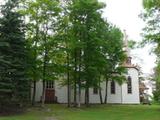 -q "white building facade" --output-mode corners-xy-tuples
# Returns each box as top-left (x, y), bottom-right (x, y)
(33, 66), (140, 104)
